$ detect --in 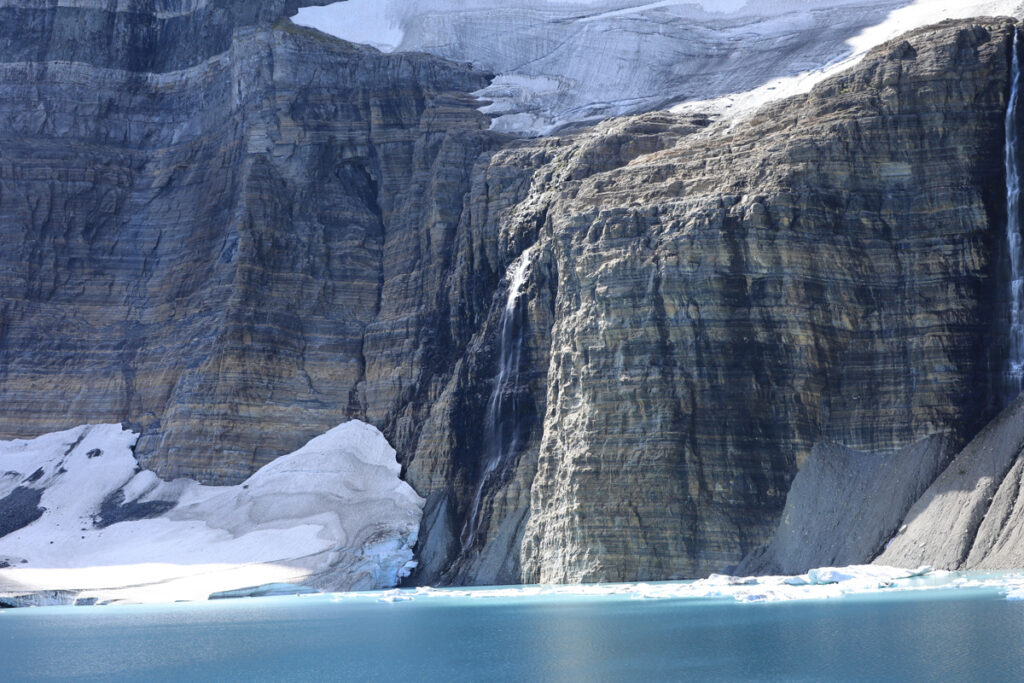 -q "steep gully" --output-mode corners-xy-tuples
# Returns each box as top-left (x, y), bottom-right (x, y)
(462, 247), (534, 549)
